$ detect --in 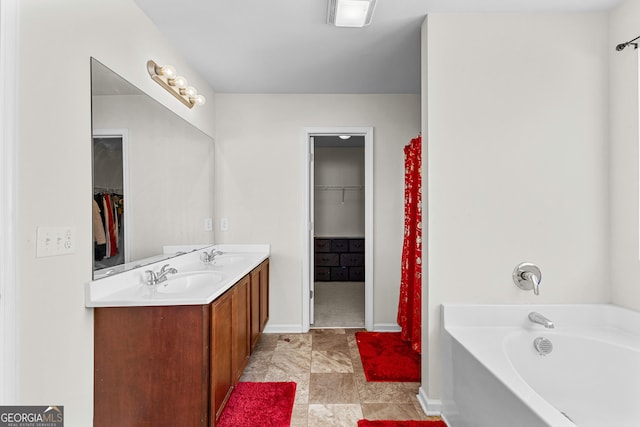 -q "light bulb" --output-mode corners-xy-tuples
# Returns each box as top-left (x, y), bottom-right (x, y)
(170, 75), (187, 88)
(184, 86), (197, 98)
(158, 64), (176, 79)
(194, 95), (206, 106)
